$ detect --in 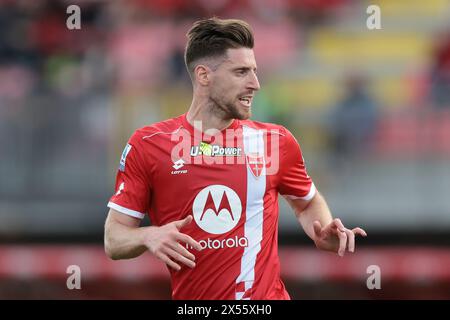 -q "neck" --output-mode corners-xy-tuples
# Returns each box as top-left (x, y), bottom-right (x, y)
(186, 95), (234, 132)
